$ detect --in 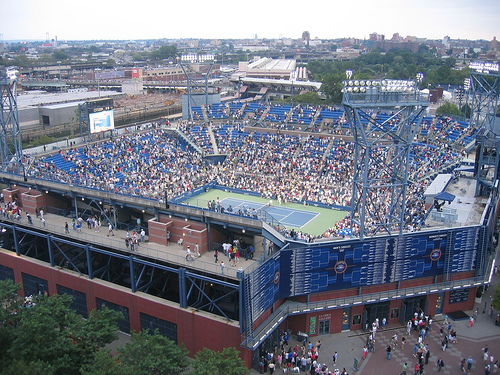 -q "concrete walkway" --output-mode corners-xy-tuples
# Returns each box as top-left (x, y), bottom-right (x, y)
(252, 250), (500, 375)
